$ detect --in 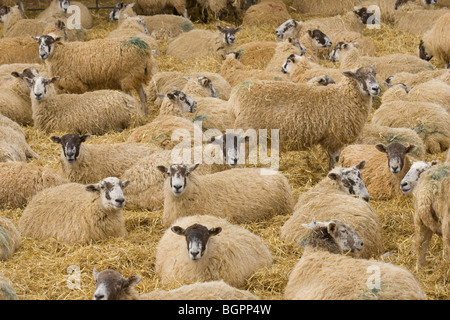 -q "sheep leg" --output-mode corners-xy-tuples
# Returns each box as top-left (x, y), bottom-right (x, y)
(138, 85), (148, 115)
(415, 216), (433, 268)
(327, 149), (340, 170)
